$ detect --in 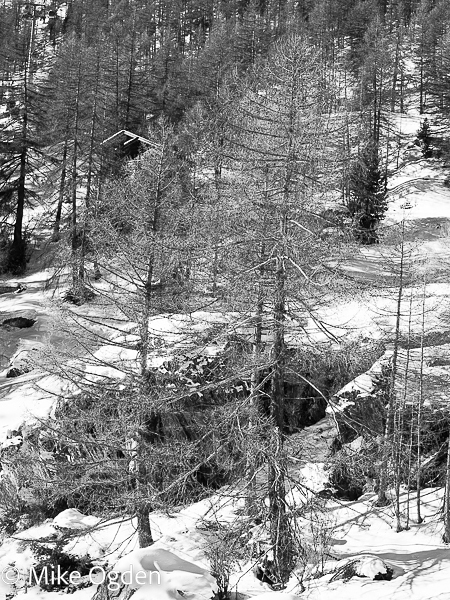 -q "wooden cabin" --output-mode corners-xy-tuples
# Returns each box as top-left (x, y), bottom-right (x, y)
(101, 130), (155, 160)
